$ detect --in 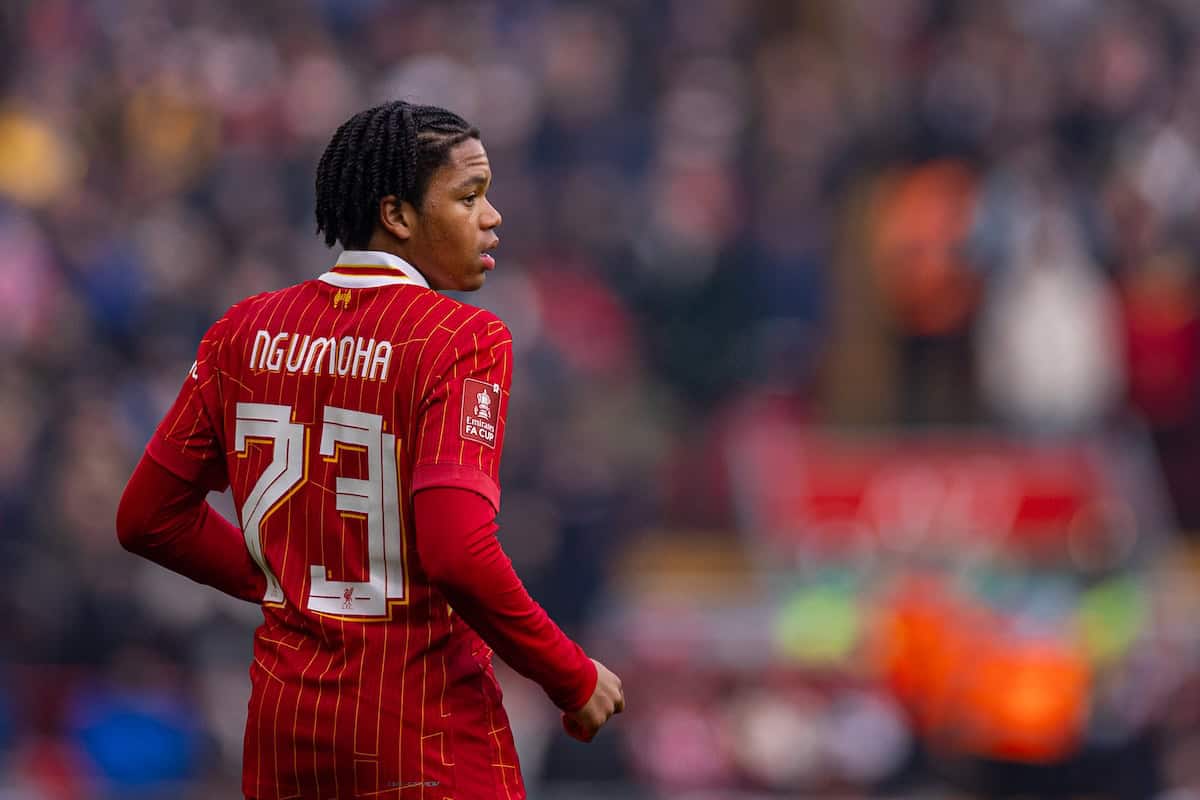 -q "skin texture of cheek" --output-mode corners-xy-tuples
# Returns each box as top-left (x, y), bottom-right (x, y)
(417, 224), (482, 291)
(435, 214), (483, 289)
(406, 205), (450, 288)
